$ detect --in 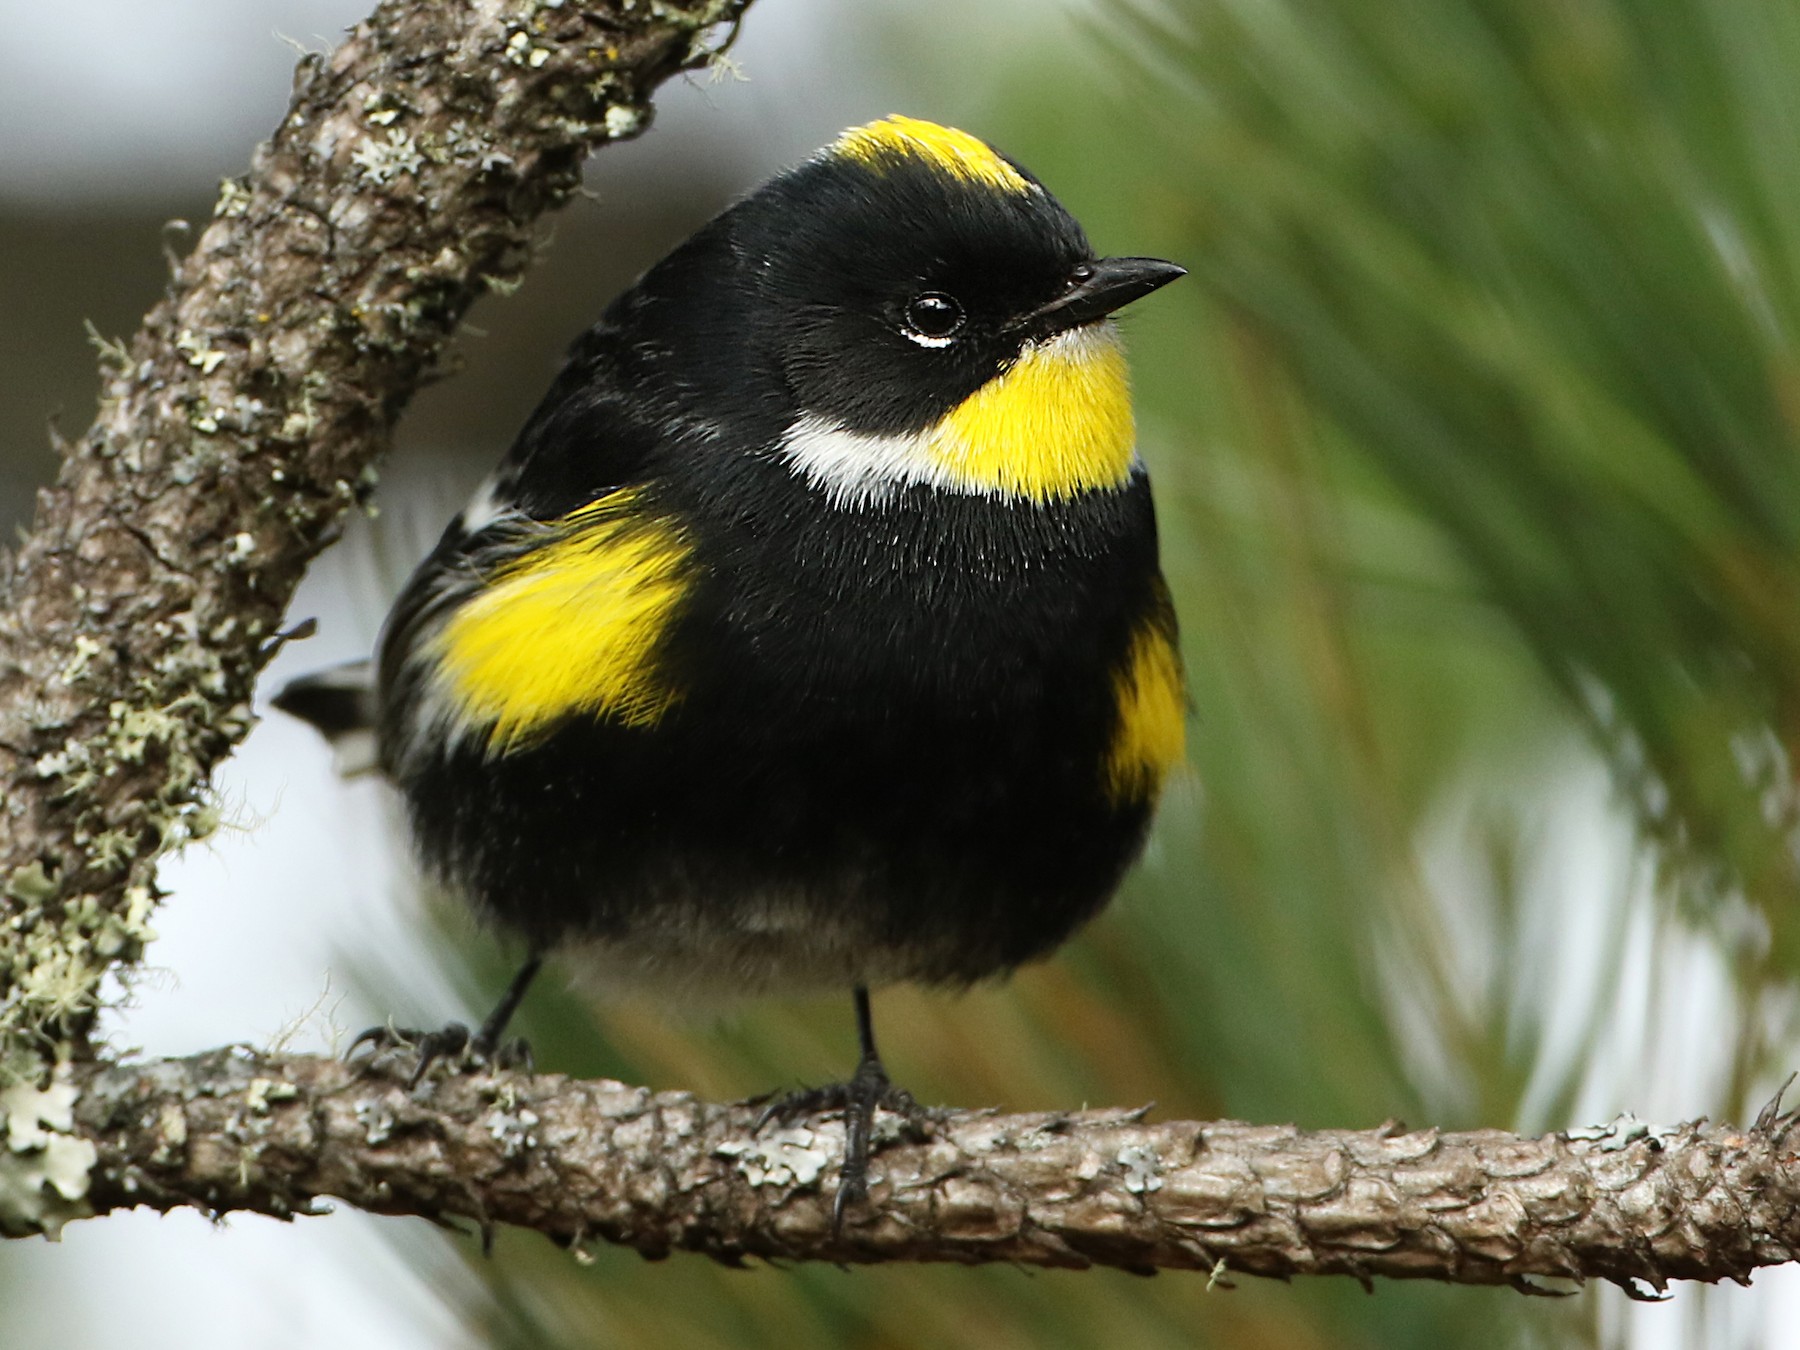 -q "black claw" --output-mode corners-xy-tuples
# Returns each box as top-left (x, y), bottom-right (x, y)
(831, 1172), (862, 1231)
(346, 1021), (450, 1066)
(345, 1019), (533, 1086)
(748, 985), (945, 1229)
(408, 1022), (474, 1087)
(756, 1053), (936, 1231)
(346, 955), (546, 1087)
(753, 1089), (812, 1135)
(345, 1022), (402, 1062)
